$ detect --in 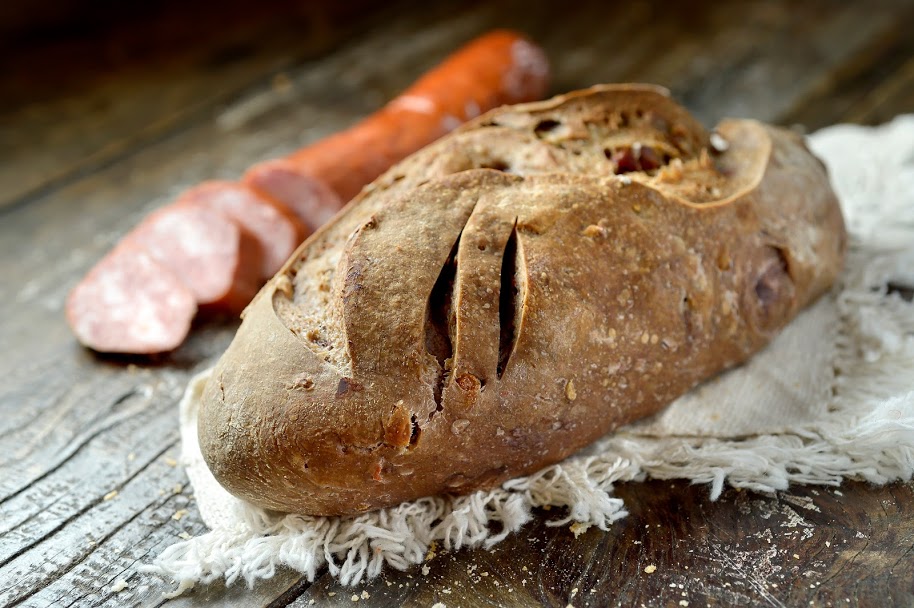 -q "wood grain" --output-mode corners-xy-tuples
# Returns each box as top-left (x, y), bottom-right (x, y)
(292, 481), (914, 607)
(0, 0), (386, 211)
(779, 3), (914, 129)
(2, 0), (913, 606)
